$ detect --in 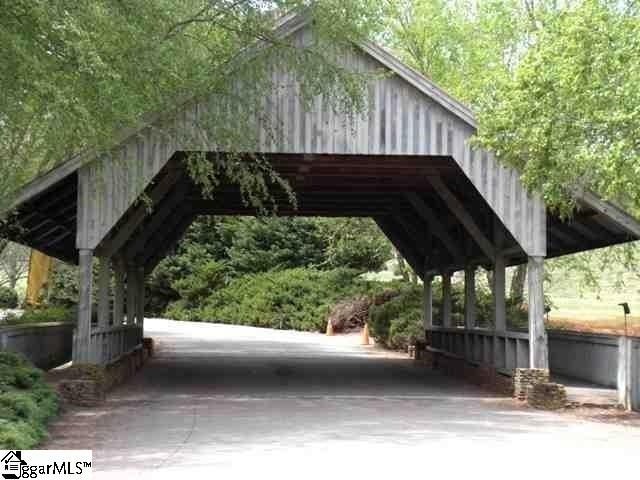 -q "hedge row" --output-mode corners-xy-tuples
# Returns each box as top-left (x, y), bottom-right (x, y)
(0, 352), (58, 449)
